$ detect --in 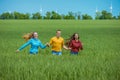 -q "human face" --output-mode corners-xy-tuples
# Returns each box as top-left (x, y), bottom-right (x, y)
(74, 34), (79, 40)
(33, 32), (38, 38)
(56, 31), (61, 38)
